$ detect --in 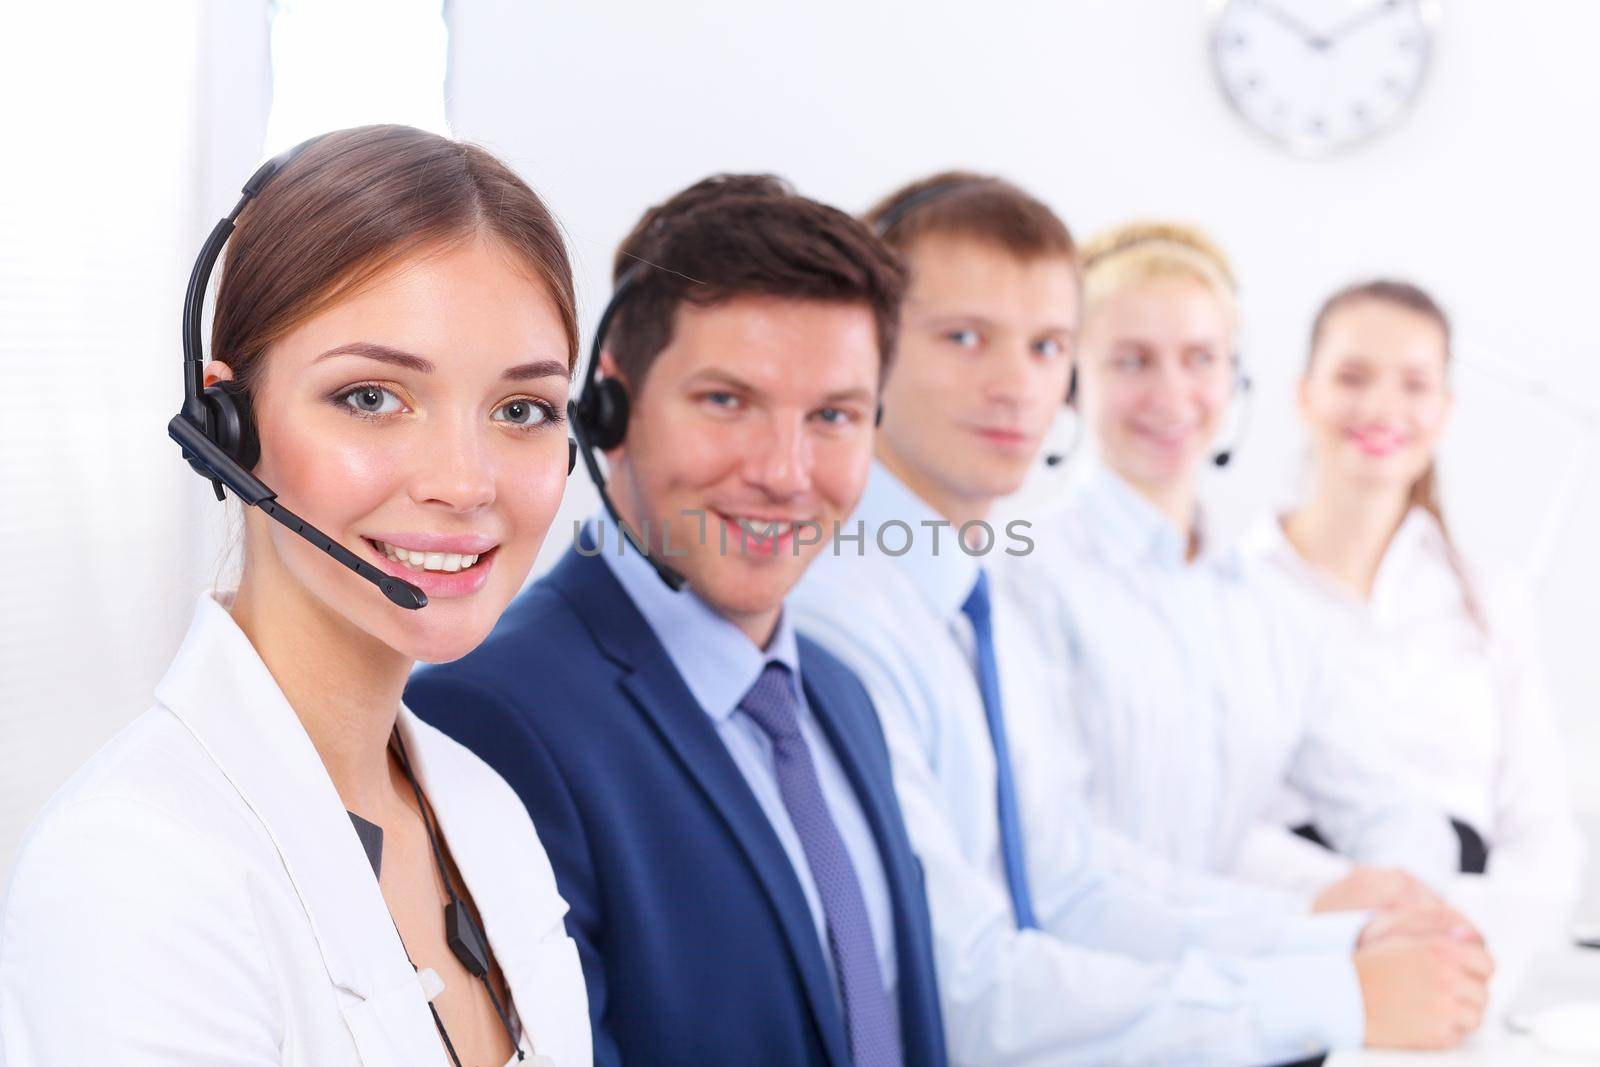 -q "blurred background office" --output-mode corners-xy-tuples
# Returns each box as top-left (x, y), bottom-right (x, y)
(2, 0), (1597, 896)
